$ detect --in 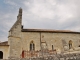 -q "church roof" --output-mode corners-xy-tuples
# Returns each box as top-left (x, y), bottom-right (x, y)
(22, 29), (80, 34)
(0, 41), (9, 46)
